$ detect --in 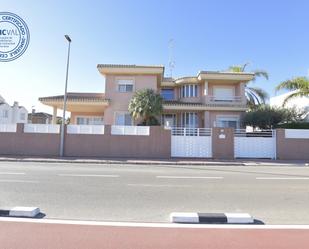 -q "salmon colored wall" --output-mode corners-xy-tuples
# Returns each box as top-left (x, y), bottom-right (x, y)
(0, 124), (171, 159)
(104, 75), (158, 125)
(276, 129), (309, 160)
(65, 125), (171, 158)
